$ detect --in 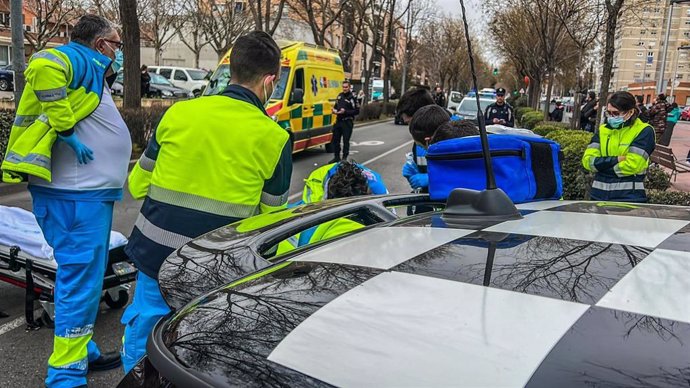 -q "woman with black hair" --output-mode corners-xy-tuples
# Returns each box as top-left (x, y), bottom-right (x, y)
(582, 91), (656, 202)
